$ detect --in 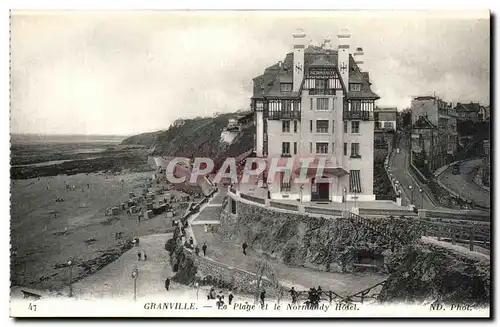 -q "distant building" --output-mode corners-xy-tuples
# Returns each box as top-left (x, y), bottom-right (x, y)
(251, 29), (380, 202)
(455, 102), (487, 122)
(410, 95), (458, 171)
(410, 116), (440, 172)
(373, 107), (397, 152)
(374, 107), (397, 132)
(482, 106), (490, 121)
